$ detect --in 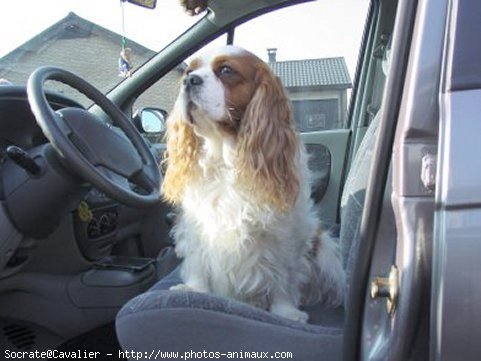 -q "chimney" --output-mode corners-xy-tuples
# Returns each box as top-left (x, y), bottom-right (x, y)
(267, 48), (277, 63)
